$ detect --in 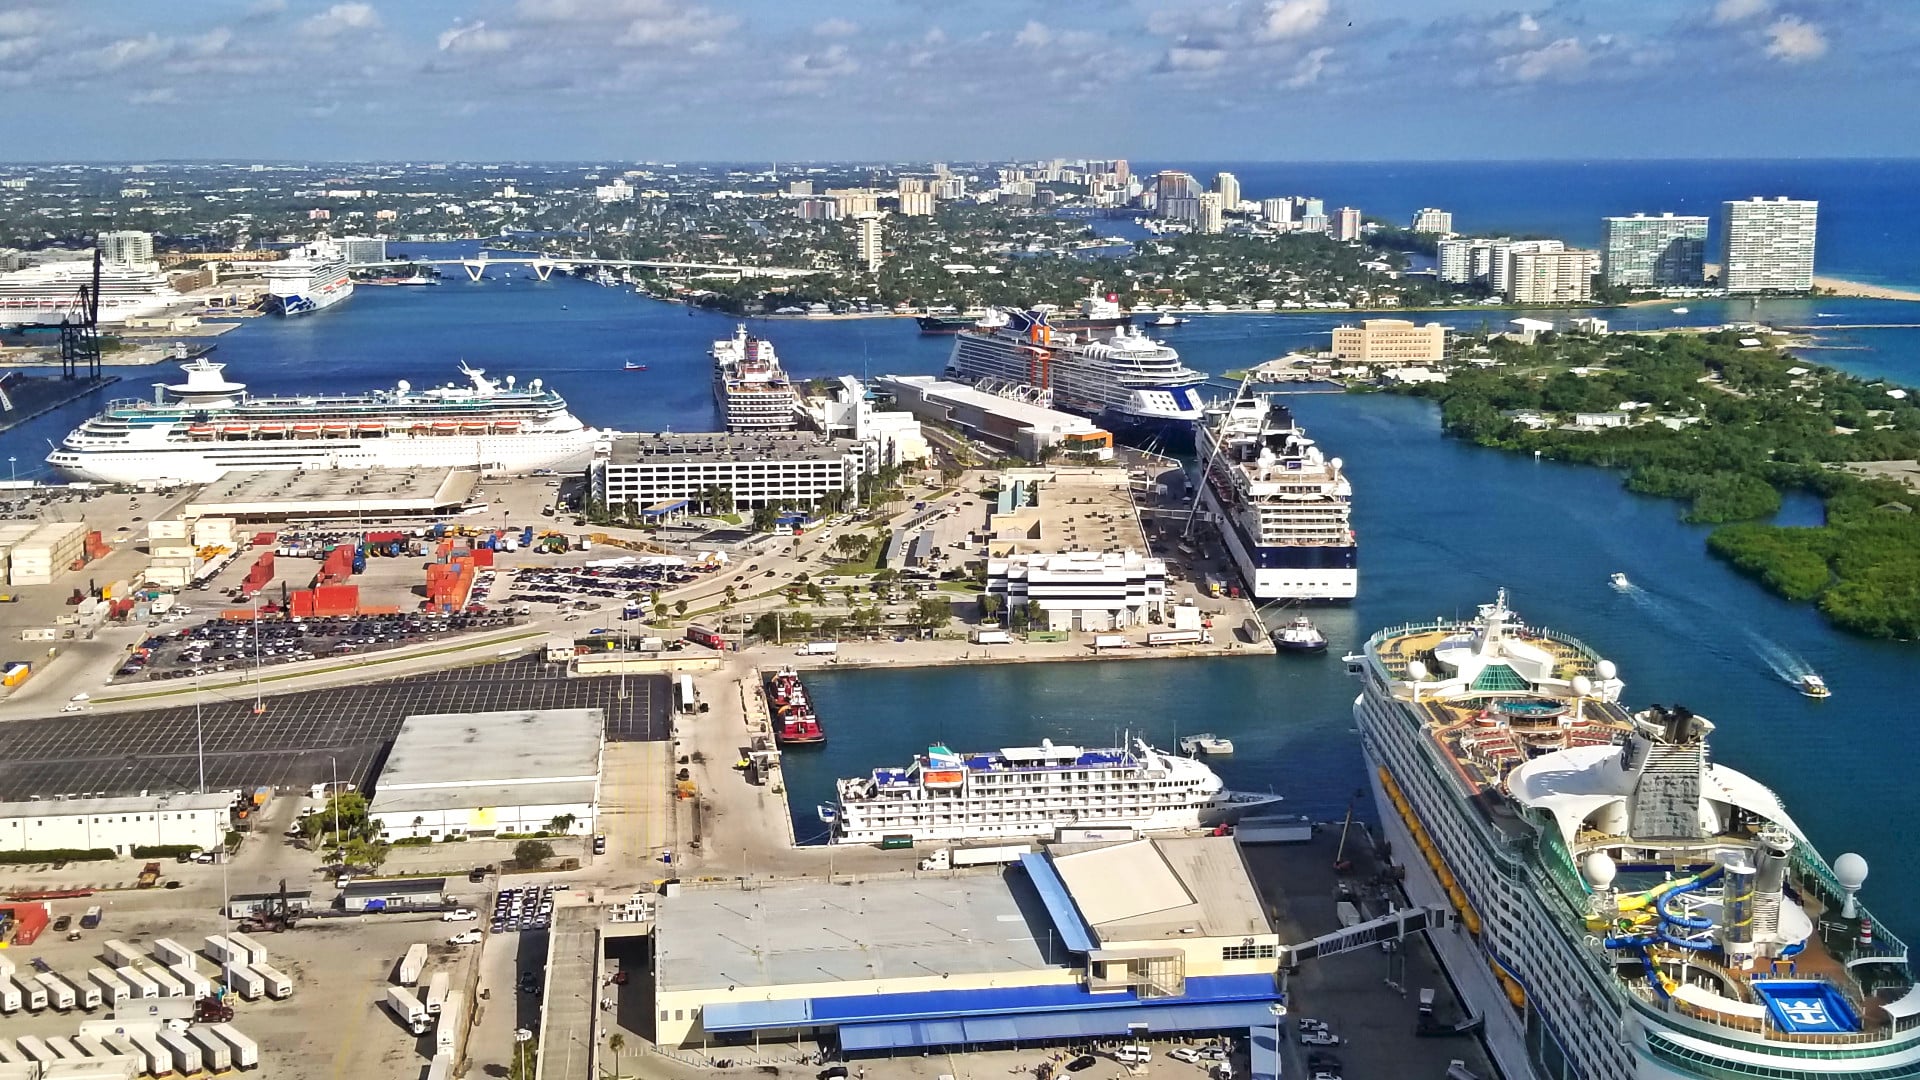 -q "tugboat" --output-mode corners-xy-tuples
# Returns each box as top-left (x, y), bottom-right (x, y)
(1272, 615), (1328, 653)
(766, 667), (827, 744)
(1799, 673), (1831, 699)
